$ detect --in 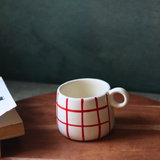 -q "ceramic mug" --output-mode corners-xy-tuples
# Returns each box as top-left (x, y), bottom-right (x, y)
(56, 78), (129, 141)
